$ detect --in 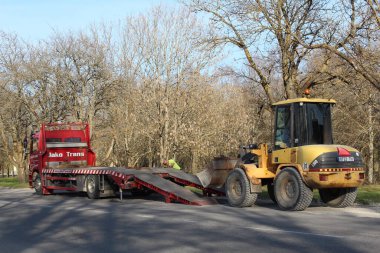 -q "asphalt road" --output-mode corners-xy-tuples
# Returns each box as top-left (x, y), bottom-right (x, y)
(1, 188), (379, 253)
